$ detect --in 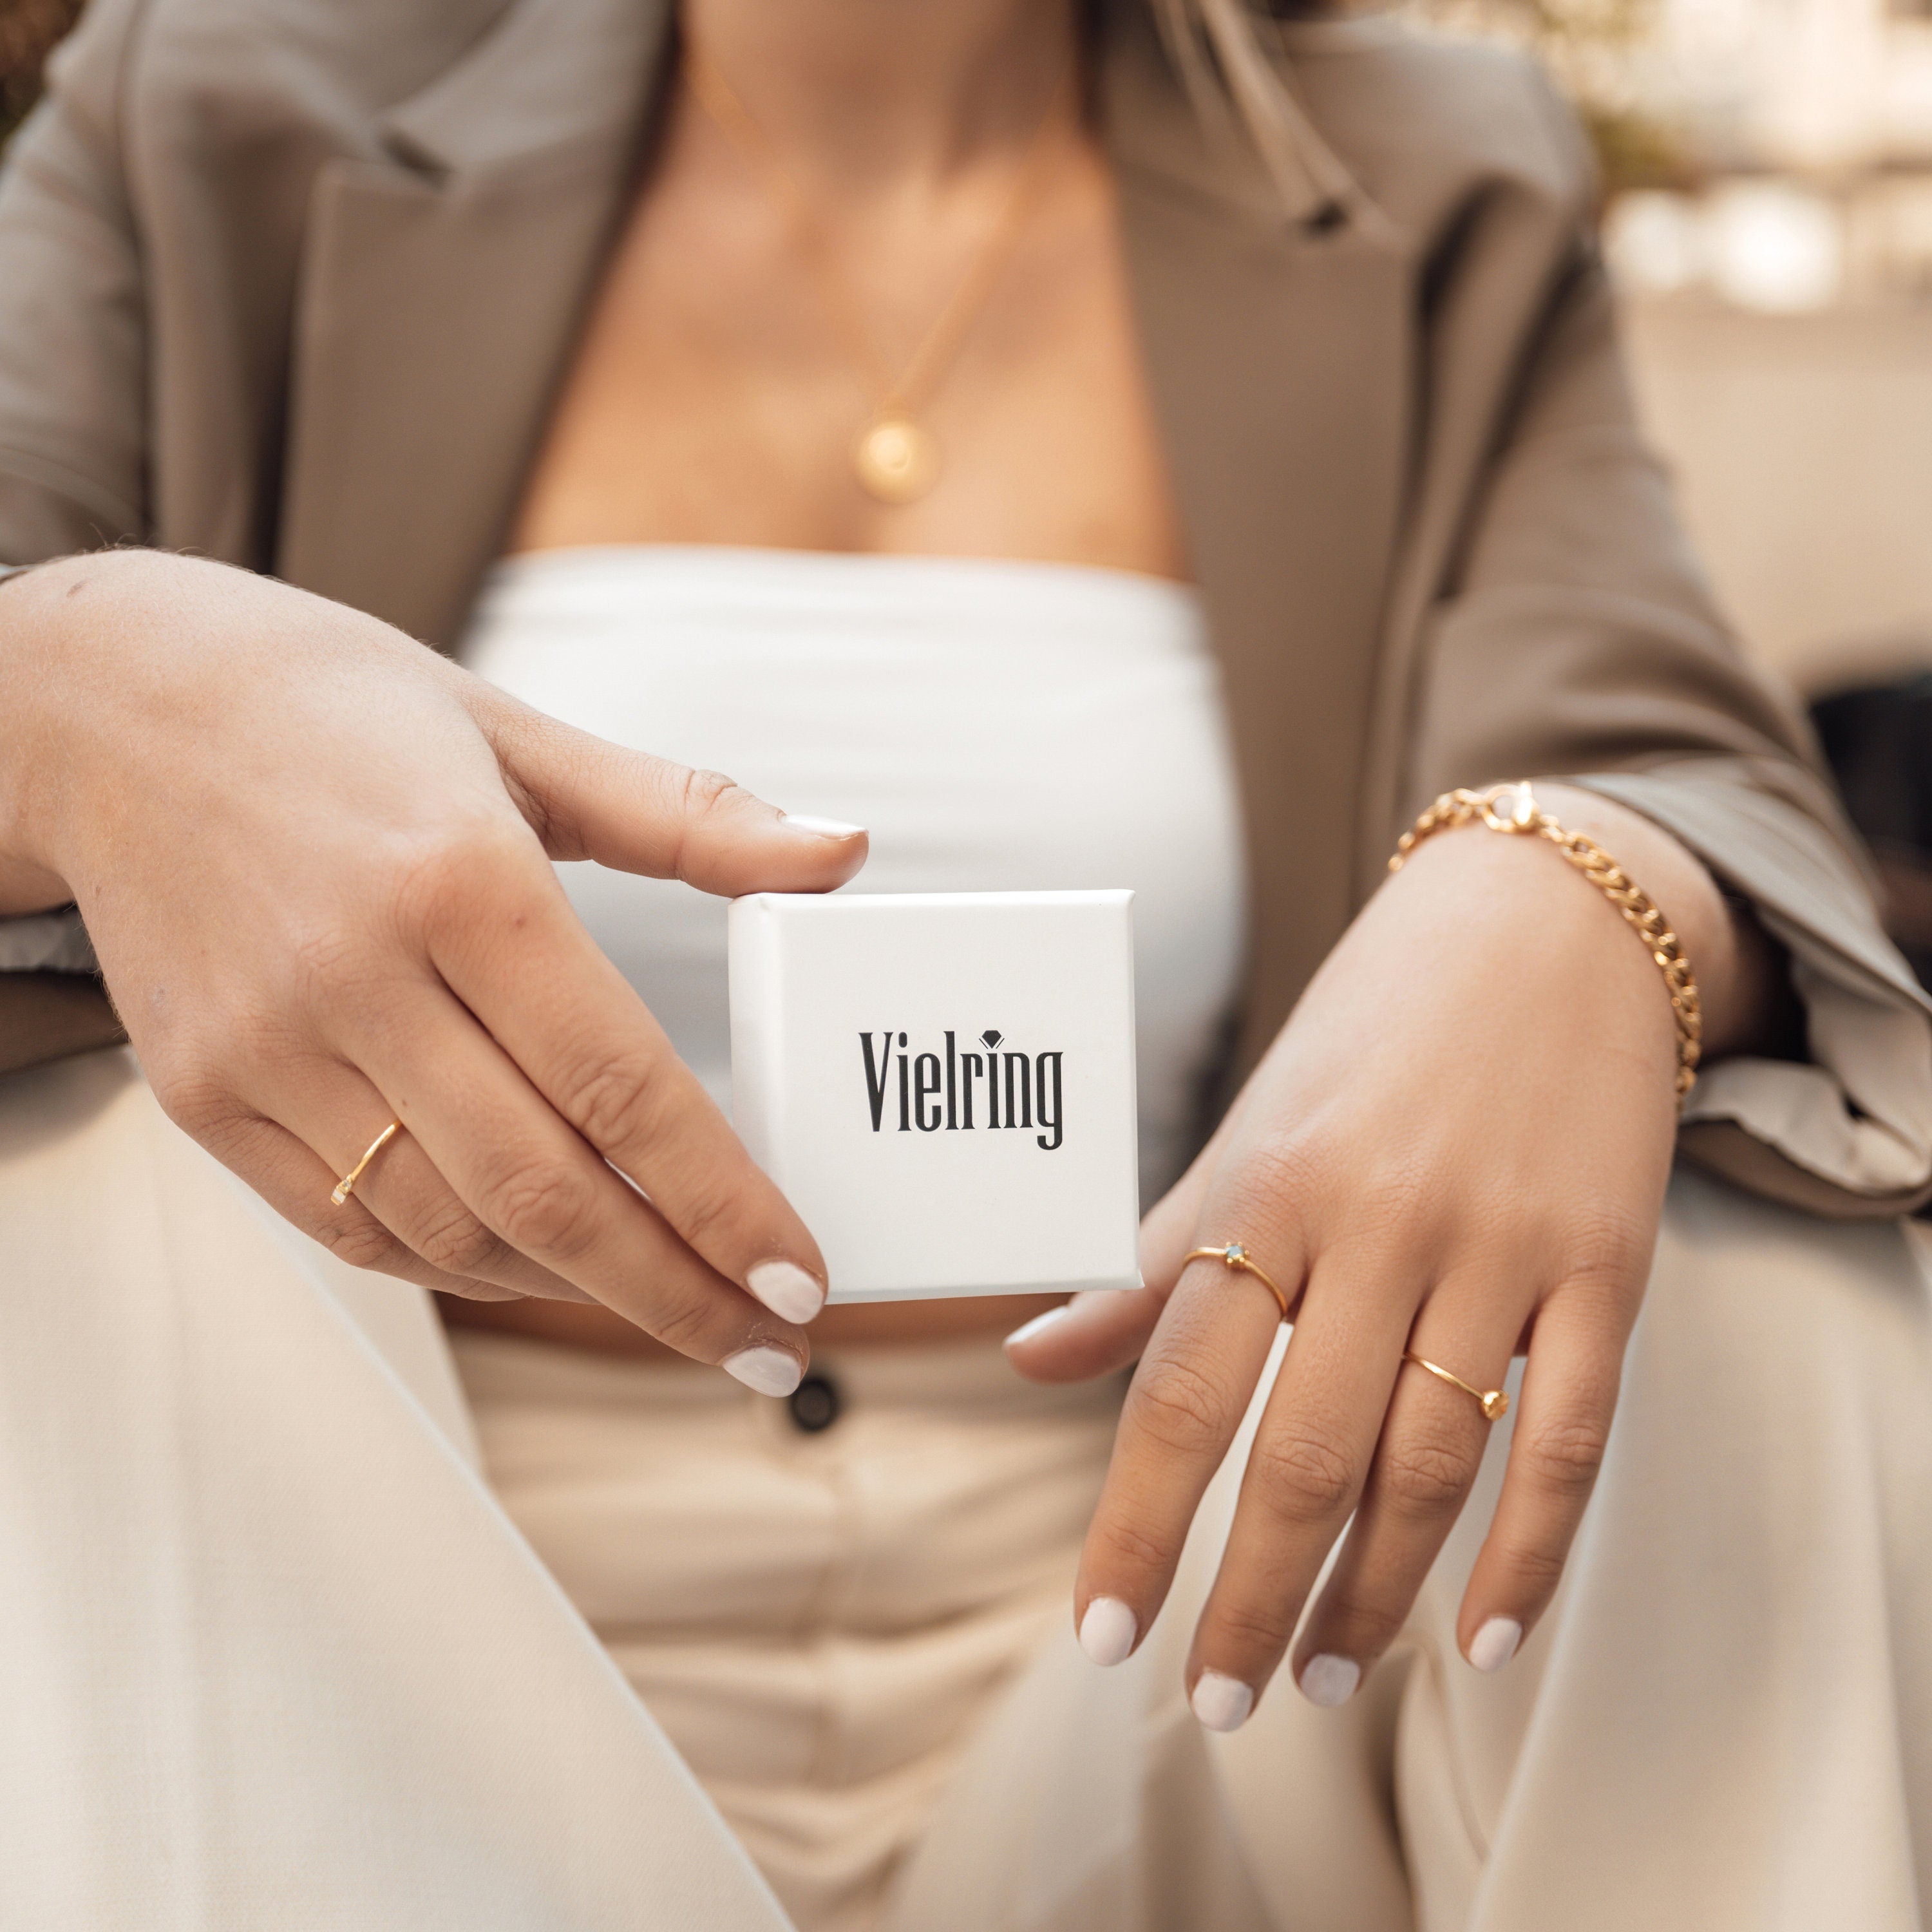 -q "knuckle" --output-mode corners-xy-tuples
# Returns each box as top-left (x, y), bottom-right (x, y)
(1091, 1511), (1177, 1584)
(1127, 1354), (1237, 1461)
(677, 764), (745, 826)
(668, 1176), (739, 1256)
(1248, 1423), (1358, 1524)
(1316, 1585), (1406, 1656)
(1376, 1428), (1478, 1517)
(1495, 1534), (1569, 1599)
(411, 1200), (511, 1280)
(312, 1211), (414, 1276)
(555, 1053), (665, 1160)
(1519, 1414), (1611, 1493)
(386, 816), (535, 939)
(483, 1157), (603, 1263)
(1559, 1204), (1654, 1293)
(1208, 1593), (1296, 1657)
(649, 1291), (726, 1358)
(149, 1064), (248, 1144)
(668, 766), (753, 883)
